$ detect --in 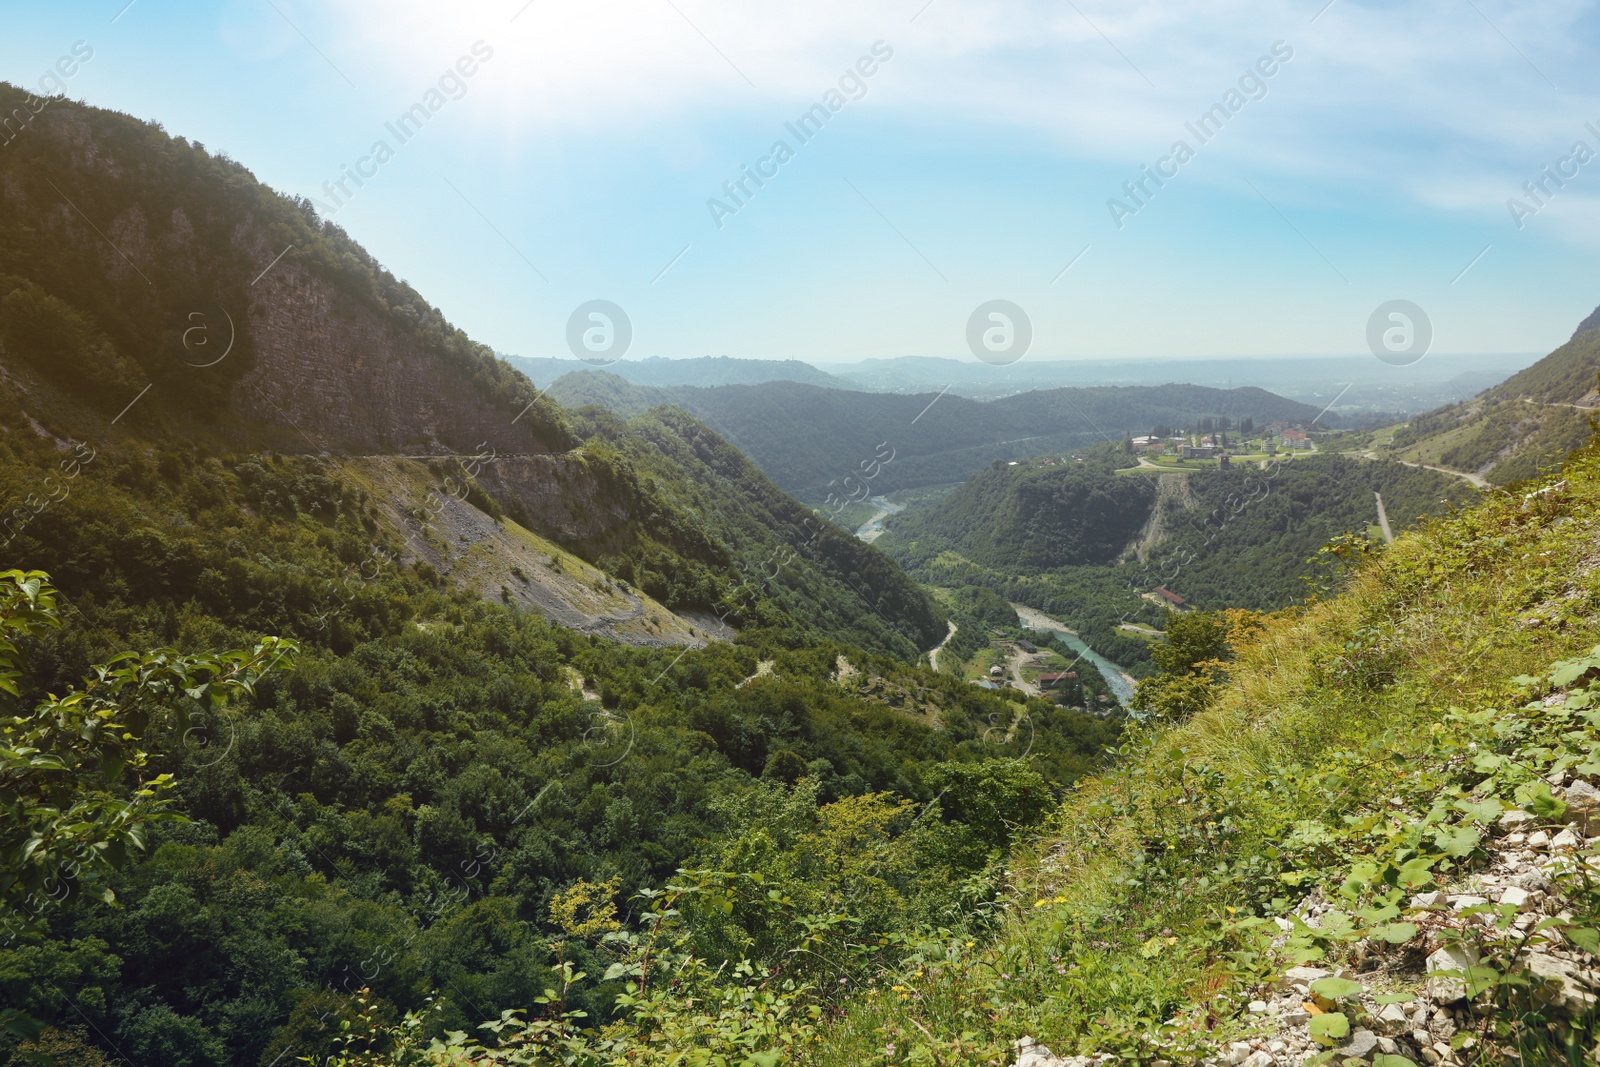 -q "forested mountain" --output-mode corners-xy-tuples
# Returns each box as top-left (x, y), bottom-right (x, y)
(0, 86), (1130, 1067)
(876, 447), (1477, 670)
(0, 81), (941, 660)
(546, 372), (1335, 502)
(1378, 309), (1599, 484)
(504, 354), (851, 390)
